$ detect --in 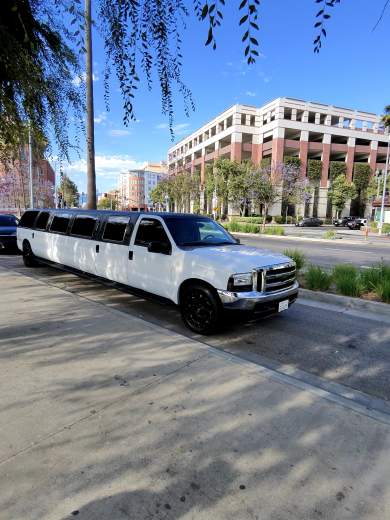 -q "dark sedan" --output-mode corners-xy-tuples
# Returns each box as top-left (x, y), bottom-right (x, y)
(333, 216), (357, 227)
(295, 217), (323, 227)
(0, 214), (19, 251)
